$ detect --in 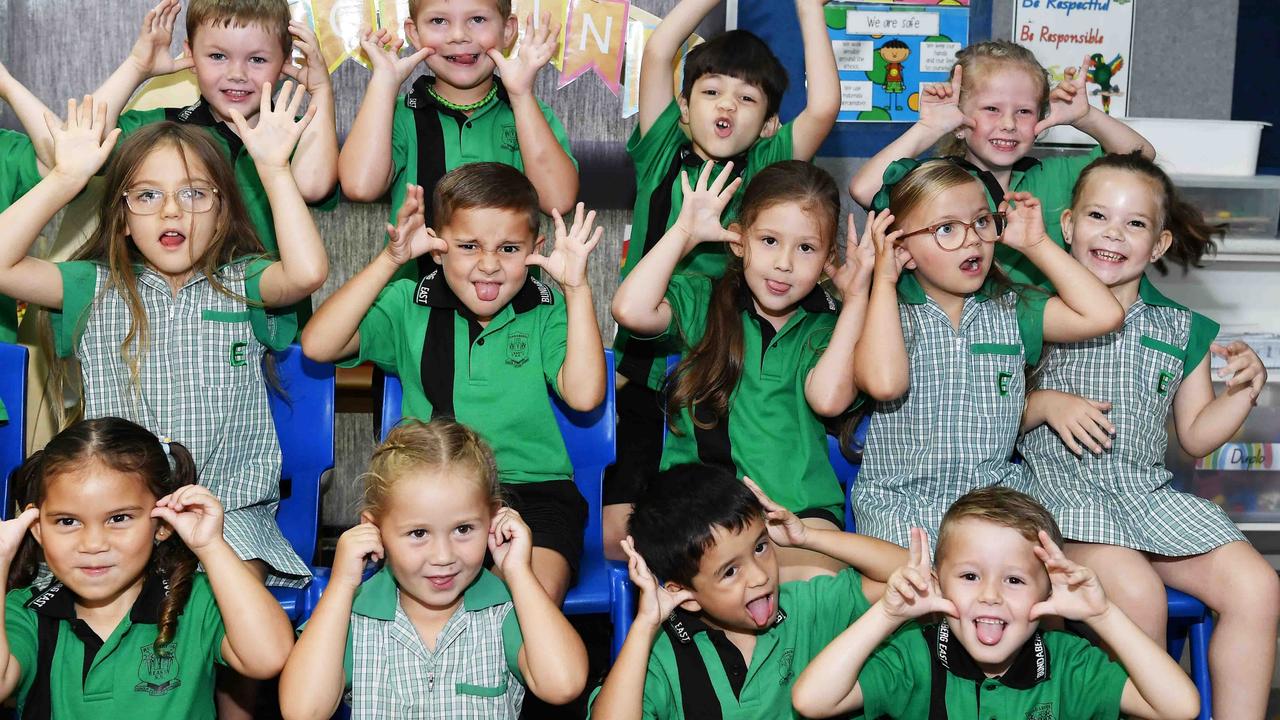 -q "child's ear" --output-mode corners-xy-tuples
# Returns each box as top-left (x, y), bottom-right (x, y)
(1060, 209), (1073, 245)
(677, 95), (691, 125)
(759, 115), (781, 139)
(154, 524), (172, 543)
(183, 39), (193, 59)
(501, 13), (519, 52)
(664, 580), (701, 613)
(359, 510), (378, 526)
(533, 234), (546, 255)
(404, 17), (424, 51)
(727, 223), (745, 258)
(1152, 228), (1173, 262)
